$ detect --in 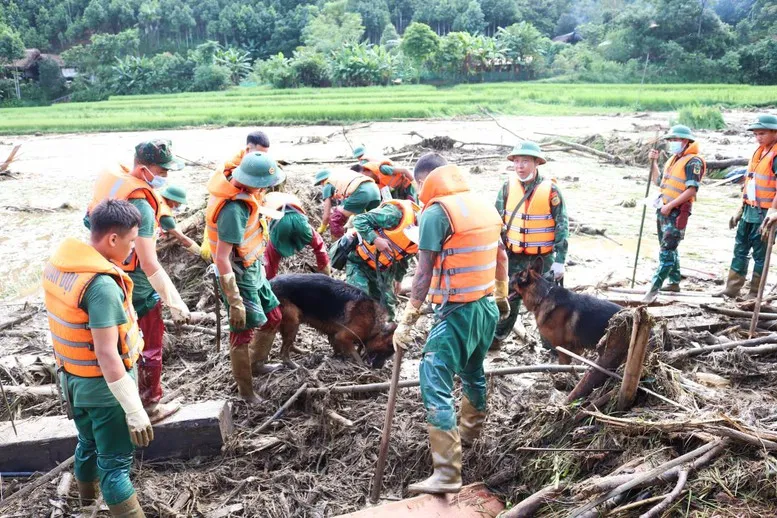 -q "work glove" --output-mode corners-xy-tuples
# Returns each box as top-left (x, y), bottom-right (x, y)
(147, 269), (190, 325)
(550, 262), (565, 280)
(392, 302), (422, 352)
(200, 240), (212, 262)
(761, 208), (777, 241)
(317, 223), (328, 234)
(186, 242), (202, 258)
(107, 374), (154, 448)
(495, 279), (511, 322)
(318, 263), (332, 276)
(219, 272), (246, 330)
(730, 205), (744, 230)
